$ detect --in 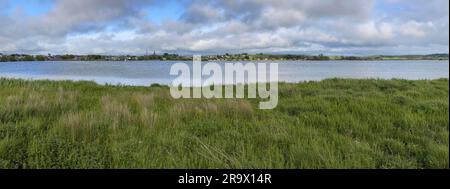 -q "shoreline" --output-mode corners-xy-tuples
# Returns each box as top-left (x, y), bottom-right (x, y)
(1, 76), (449, 88)
(1, 59), (449, 63)
(1, 53), (448, 62)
